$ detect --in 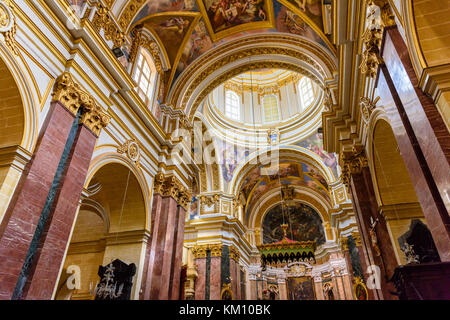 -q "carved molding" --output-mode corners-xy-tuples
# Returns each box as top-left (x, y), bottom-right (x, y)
(360, 27), (383, 78)
(52, 72), (111, 136)
(229, 246), (241, 262)
(192, 243), (223, 259)
(0, 0), (18, 55)
(92, 3), (125, 48)
(117, 139), (141, 167)
(129, 27), (163, 74)
(340, 145), (368, 189)
(153, 173), (191, 209)
(360, 96), (380, 122)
